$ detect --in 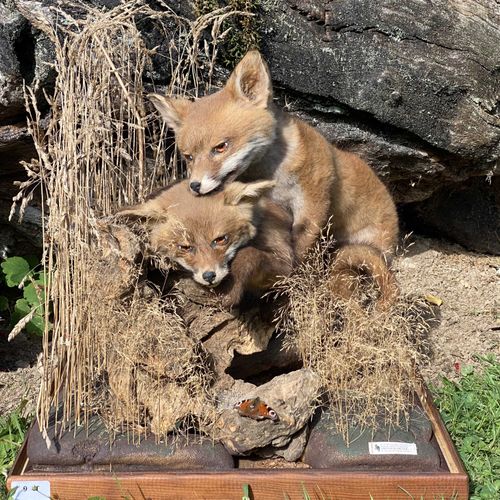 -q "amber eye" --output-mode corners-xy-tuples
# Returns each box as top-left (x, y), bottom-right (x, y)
(212, 141), (228, 154)
(184, 153), (193, 162)
(177, 244), (193, 253)
(211, 235), (228, 247)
